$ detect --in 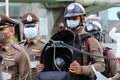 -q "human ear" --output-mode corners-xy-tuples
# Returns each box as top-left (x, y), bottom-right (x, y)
(82, 16), (86, 23)
(10, 27), (15, 35)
